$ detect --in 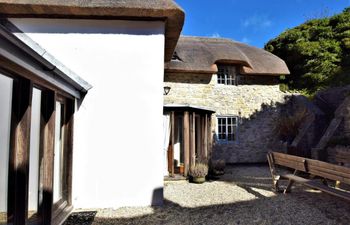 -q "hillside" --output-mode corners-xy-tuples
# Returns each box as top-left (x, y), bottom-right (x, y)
(265, 7), (350, 96)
